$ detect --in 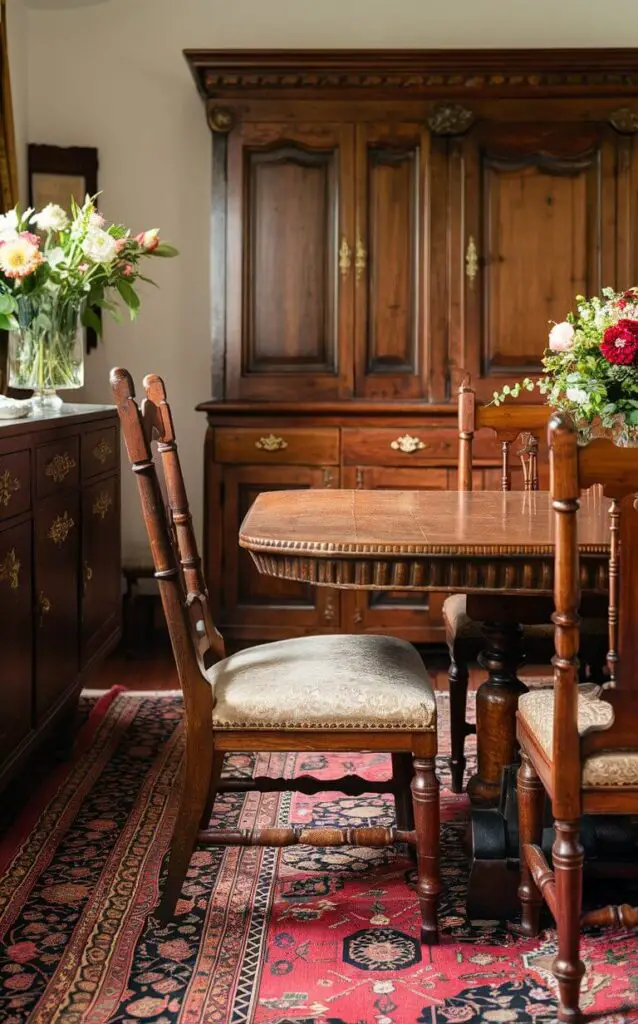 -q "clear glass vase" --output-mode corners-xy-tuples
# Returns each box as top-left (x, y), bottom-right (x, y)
(574, 413), (638, 448)
(8, 297), (84, 410)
